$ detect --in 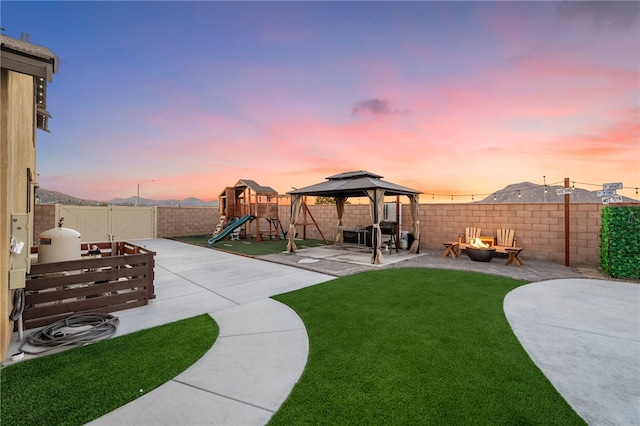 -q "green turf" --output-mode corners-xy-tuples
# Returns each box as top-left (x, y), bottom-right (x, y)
(1, 314), (218, 426)
(270, 269), (585, 425)
(171, 235), (328, 256)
